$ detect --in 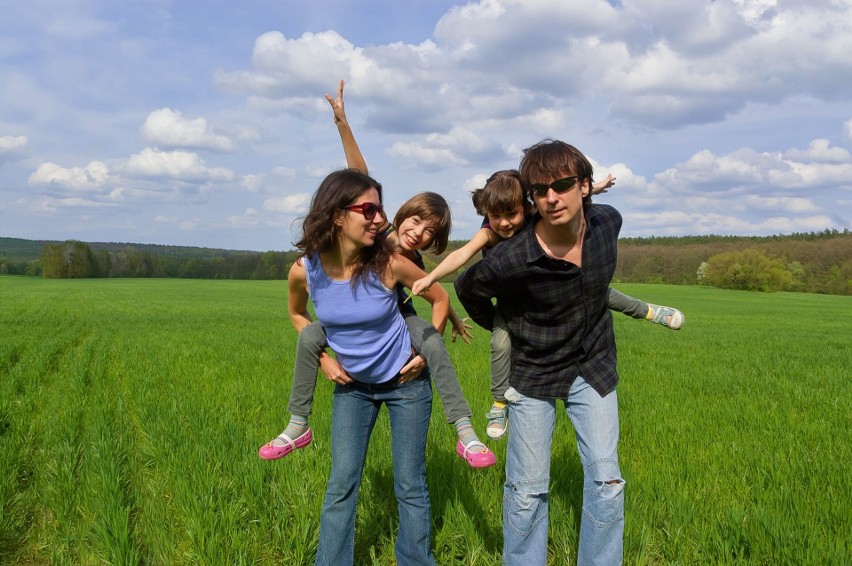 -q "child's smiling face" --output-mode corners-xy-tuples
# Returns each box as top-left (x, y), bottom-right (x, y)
(395, 214), (438, 251)
(487, 207), (526, 239)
